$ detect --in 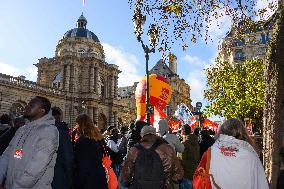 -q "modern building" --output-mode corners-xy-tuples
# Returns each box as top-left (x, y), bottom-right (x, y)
(0, 14), (129, 130)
